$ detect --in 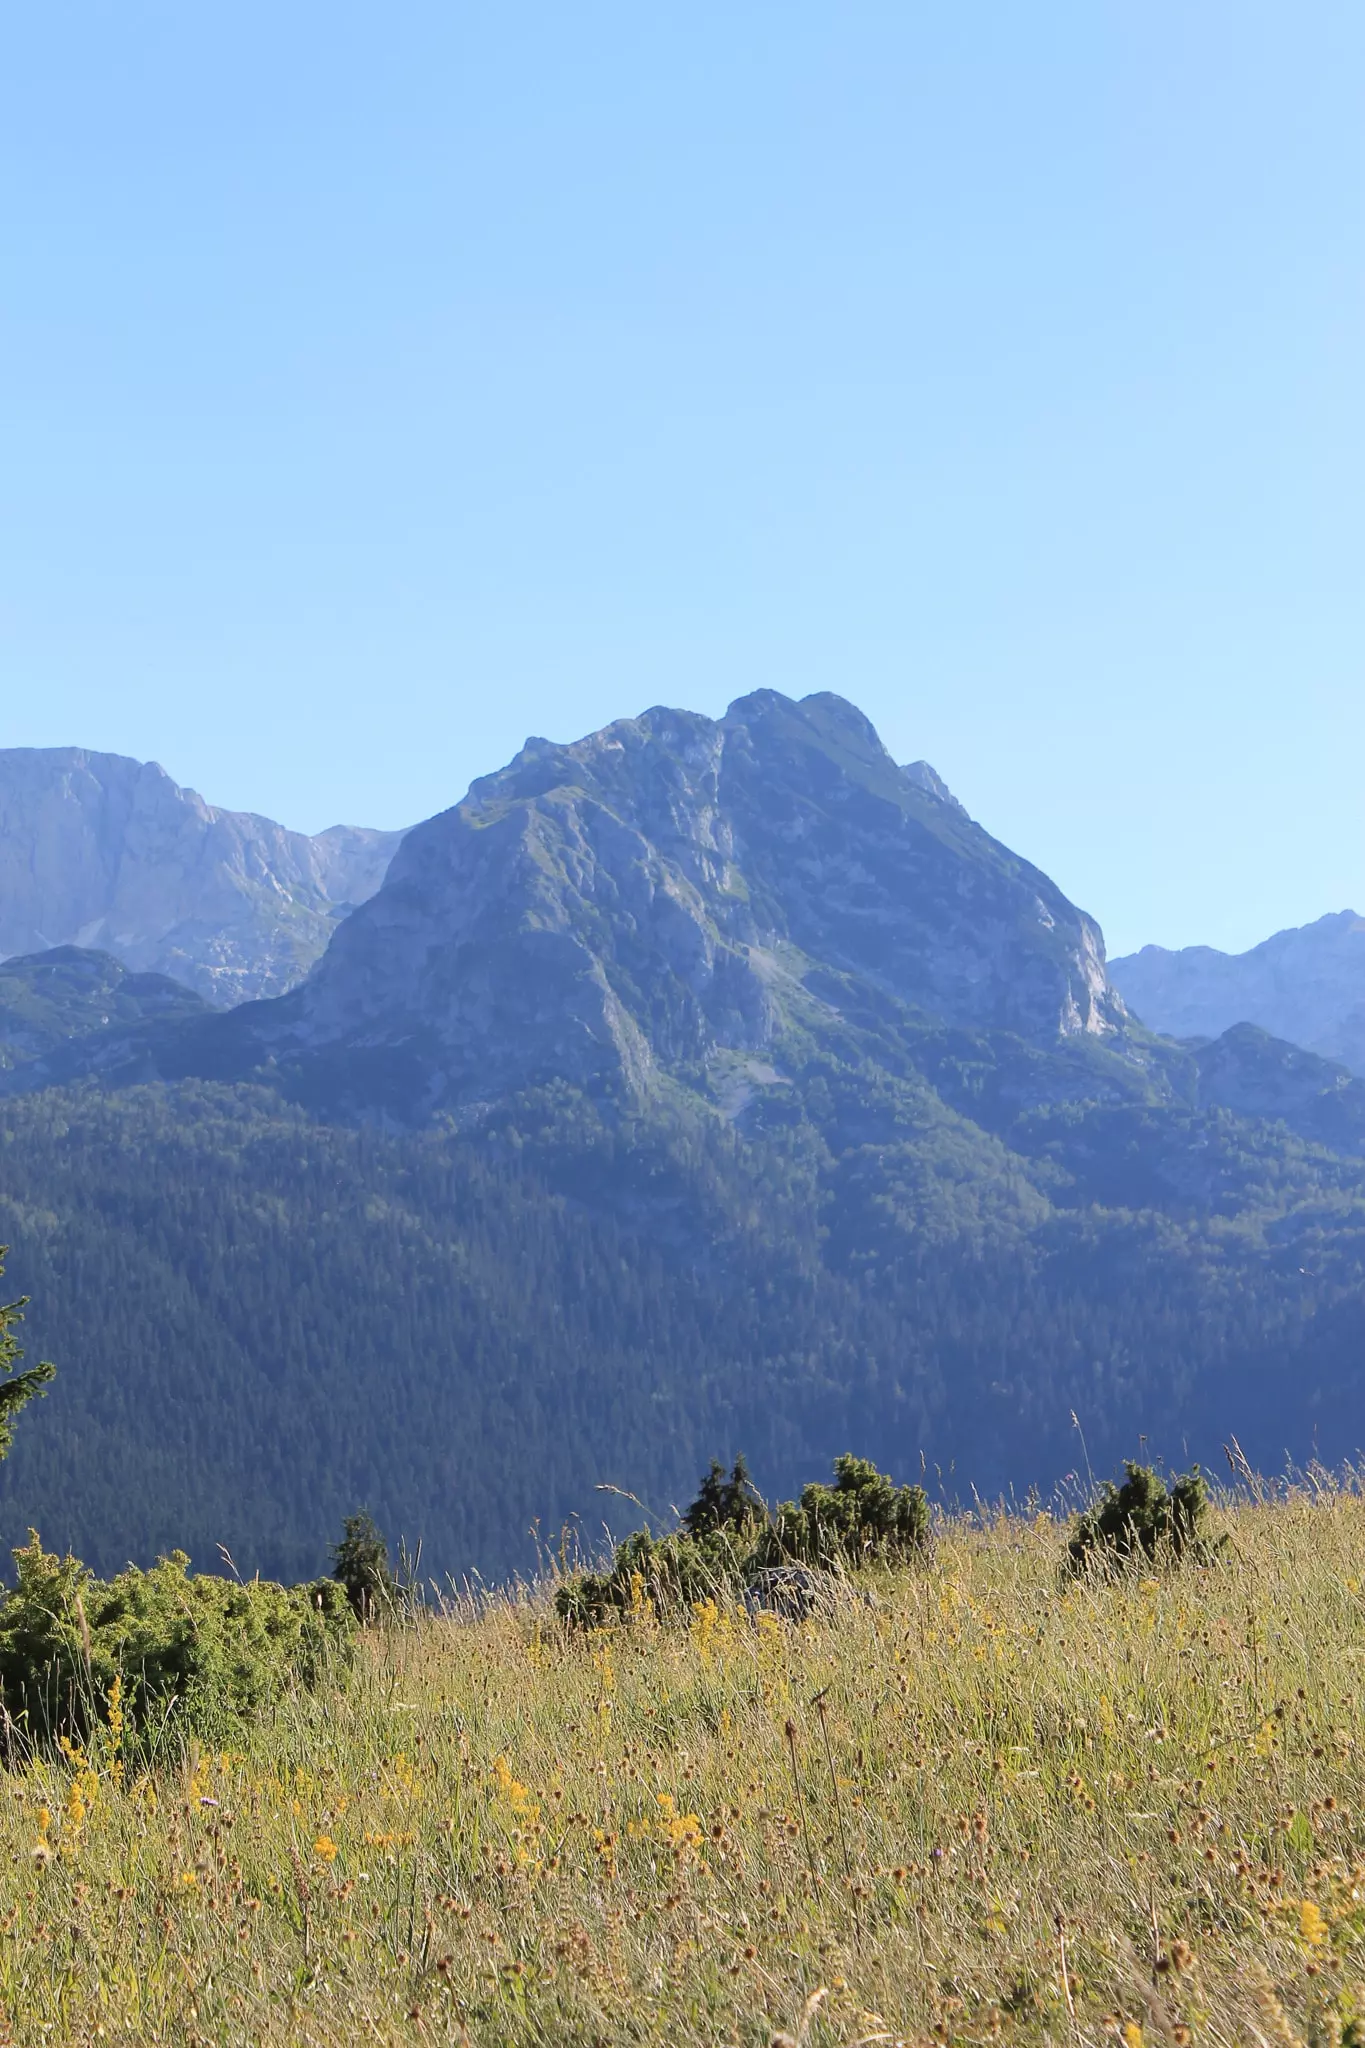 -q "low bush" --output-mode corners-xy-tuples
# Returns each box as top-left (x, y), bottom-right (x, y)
(556, 1453), (928, 1625)
(1067, 1461), (1224, 1574)
(753, 1454), (930, 1570)
(554, 1525), (750, 1628)
(0, 1533), (355, 1748)
(556, 1458), (764, 1626)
